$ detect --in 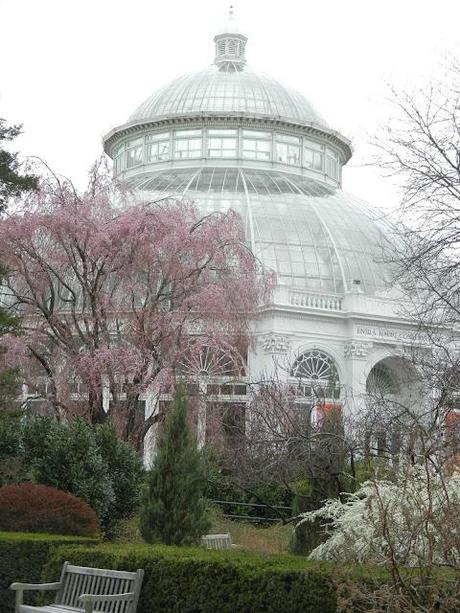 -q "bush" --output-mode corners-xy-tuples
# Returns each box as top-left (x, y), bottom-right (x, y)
(94, 424), (144, 534)
(140, 389), (210, 545)
(44, 543), (337, 613)
(20, 416), (144, 534)
(0, 531), (98, 613)
(0, 409), (28, 485)
(22, 418), (115, 525)
(0, 483), (100, 537)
